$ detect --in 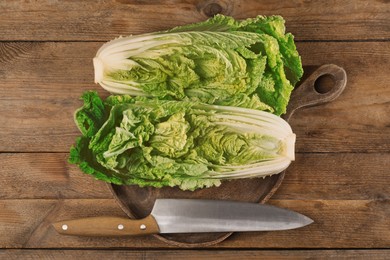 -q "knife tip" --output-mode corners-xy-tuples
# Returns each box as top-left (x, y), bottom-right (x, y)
(302, 215), (314, 227)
